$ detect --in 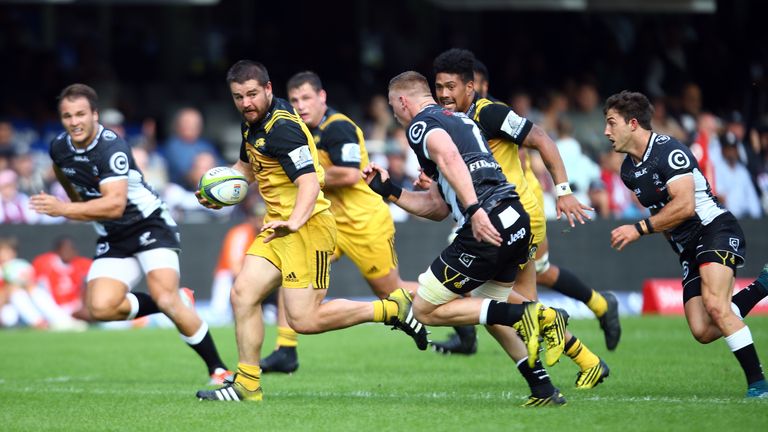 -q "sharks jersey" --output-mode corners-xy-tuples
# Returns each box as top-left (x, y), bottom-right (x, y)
(406, 104), (517, 223)
(50, 125), (175, 239)
(620, 132), (727, 250)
